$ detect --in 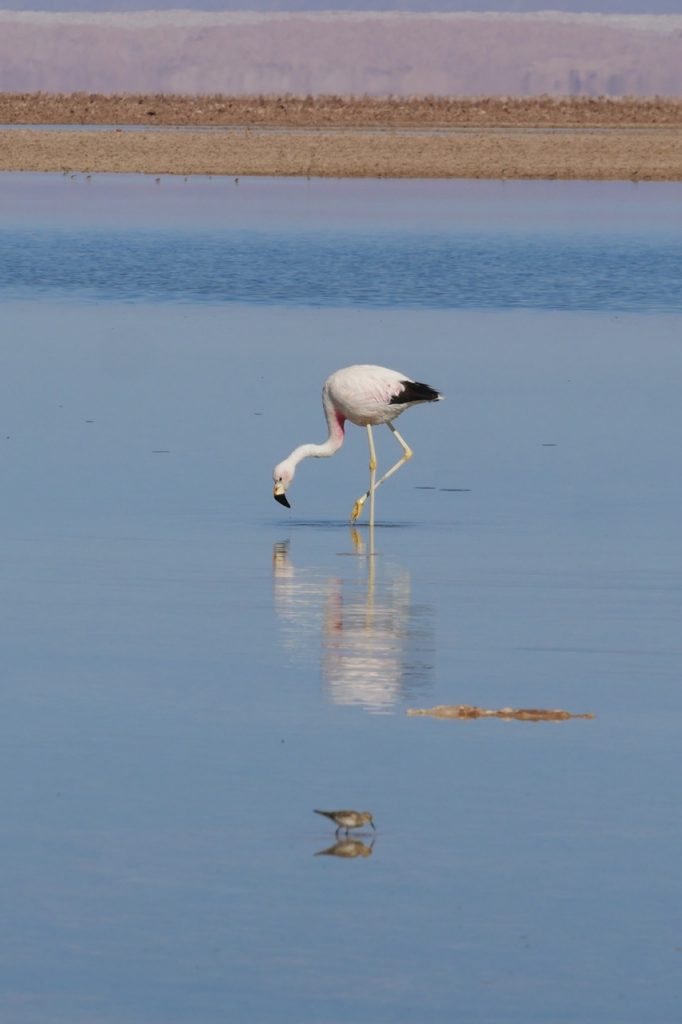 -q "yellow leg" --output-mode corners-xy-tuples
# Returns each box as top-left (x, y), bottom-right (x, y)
(350, 422), (413, 524)
(350, 424), (377, 525)
(374, 423), (412, 490)
(368, 425), (377, 531)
